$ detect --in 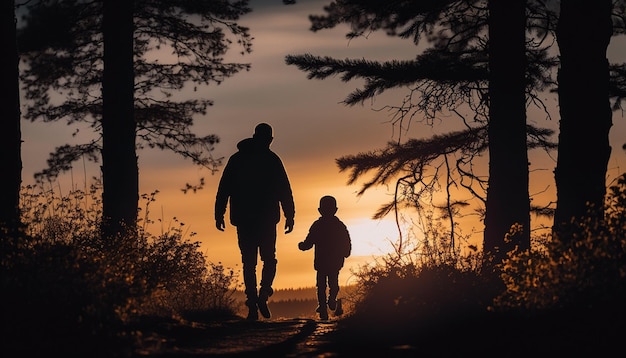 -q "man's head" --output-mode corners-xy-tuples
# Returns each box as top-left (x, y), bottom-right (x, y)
(253, 123), (273, 146)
